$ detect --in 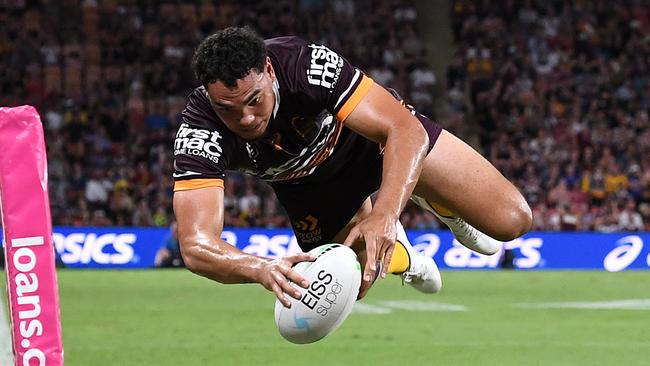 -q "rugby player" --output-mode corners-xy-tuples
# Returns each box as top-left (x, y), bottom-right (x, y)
(172, 27), (532, 306)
